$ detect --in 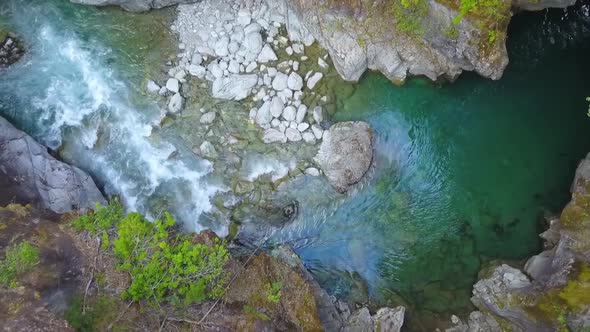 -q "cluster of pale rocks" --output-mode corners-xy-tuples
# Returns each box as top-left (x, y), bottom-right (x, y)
(146, 0), (331, 145)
